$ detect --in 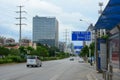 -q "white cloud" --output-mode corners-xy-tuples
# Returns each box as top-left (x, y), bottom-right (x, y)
(26, 0), (62, 14)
